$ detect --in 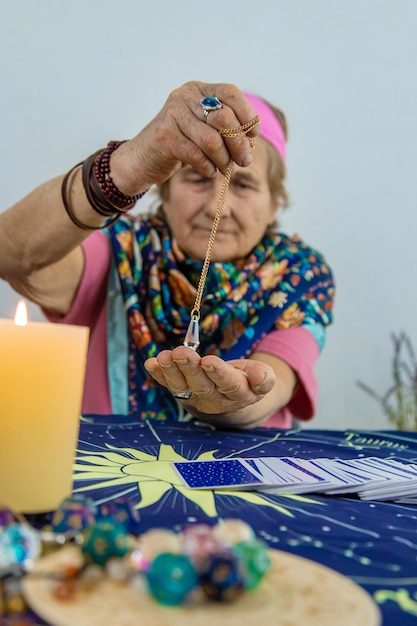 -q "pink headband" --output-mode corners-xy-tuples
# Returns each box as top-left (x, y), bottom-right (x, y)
(243, 92), (286, 164)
